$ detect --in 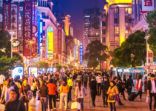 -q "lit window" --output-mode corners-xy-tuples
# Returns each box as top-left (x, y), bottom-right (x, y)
(125, 8), (132, 14)
(115, 26), (119, 34)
